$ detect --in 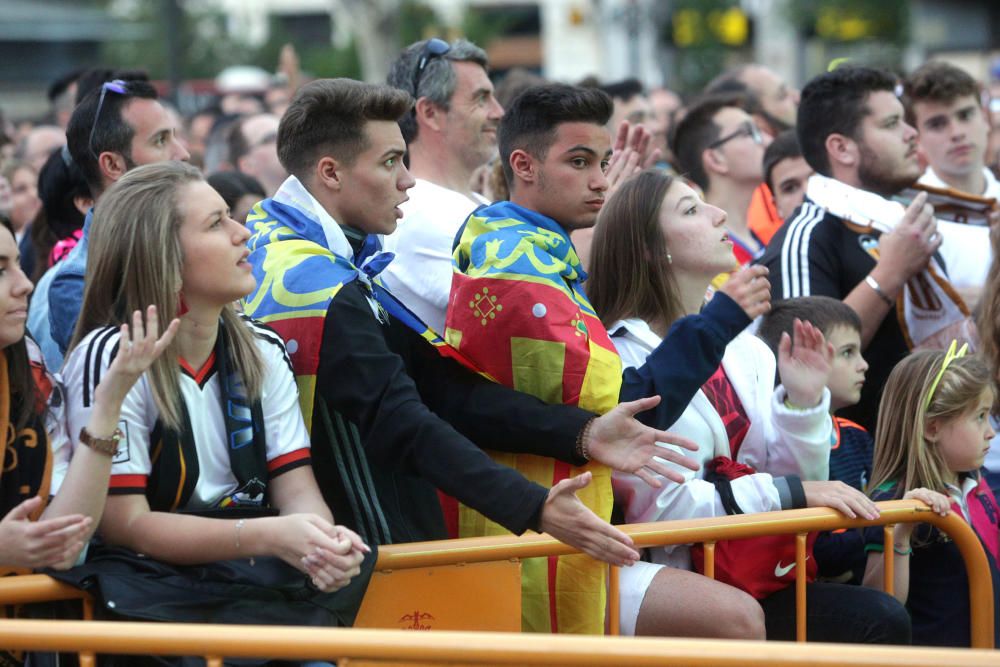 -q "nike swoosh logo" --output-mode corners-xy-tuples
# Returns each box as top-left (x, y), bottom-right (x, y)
(774, 556), (810, 578)
(774, 561), (796, 577)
